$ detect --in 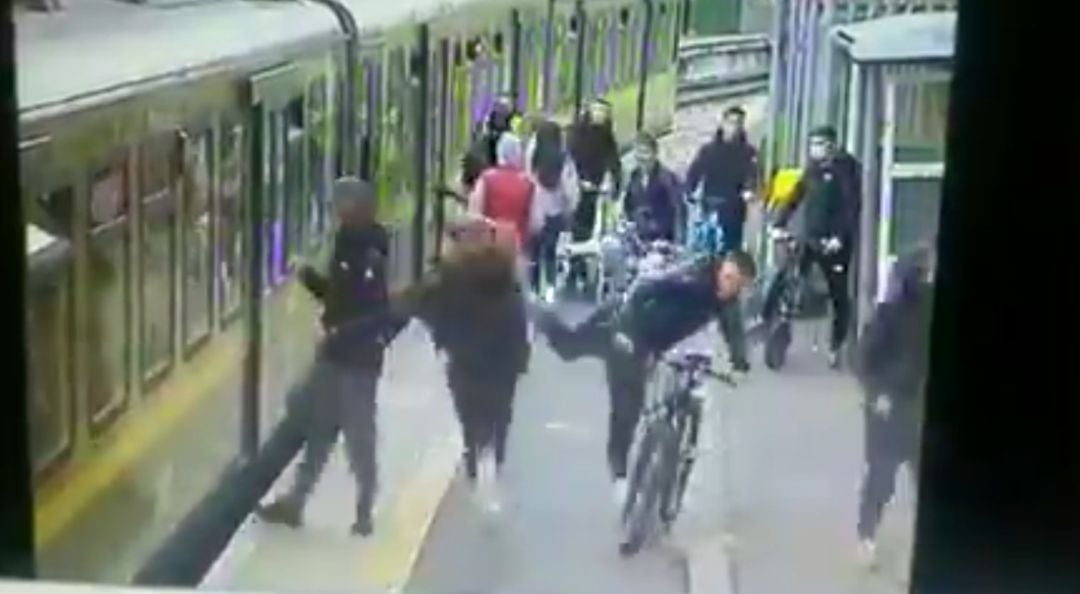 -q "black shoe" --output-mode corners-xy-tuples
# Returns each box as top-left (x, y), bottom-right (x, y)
(351, 513), (374, 537)
(256, 499), (302, 528)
